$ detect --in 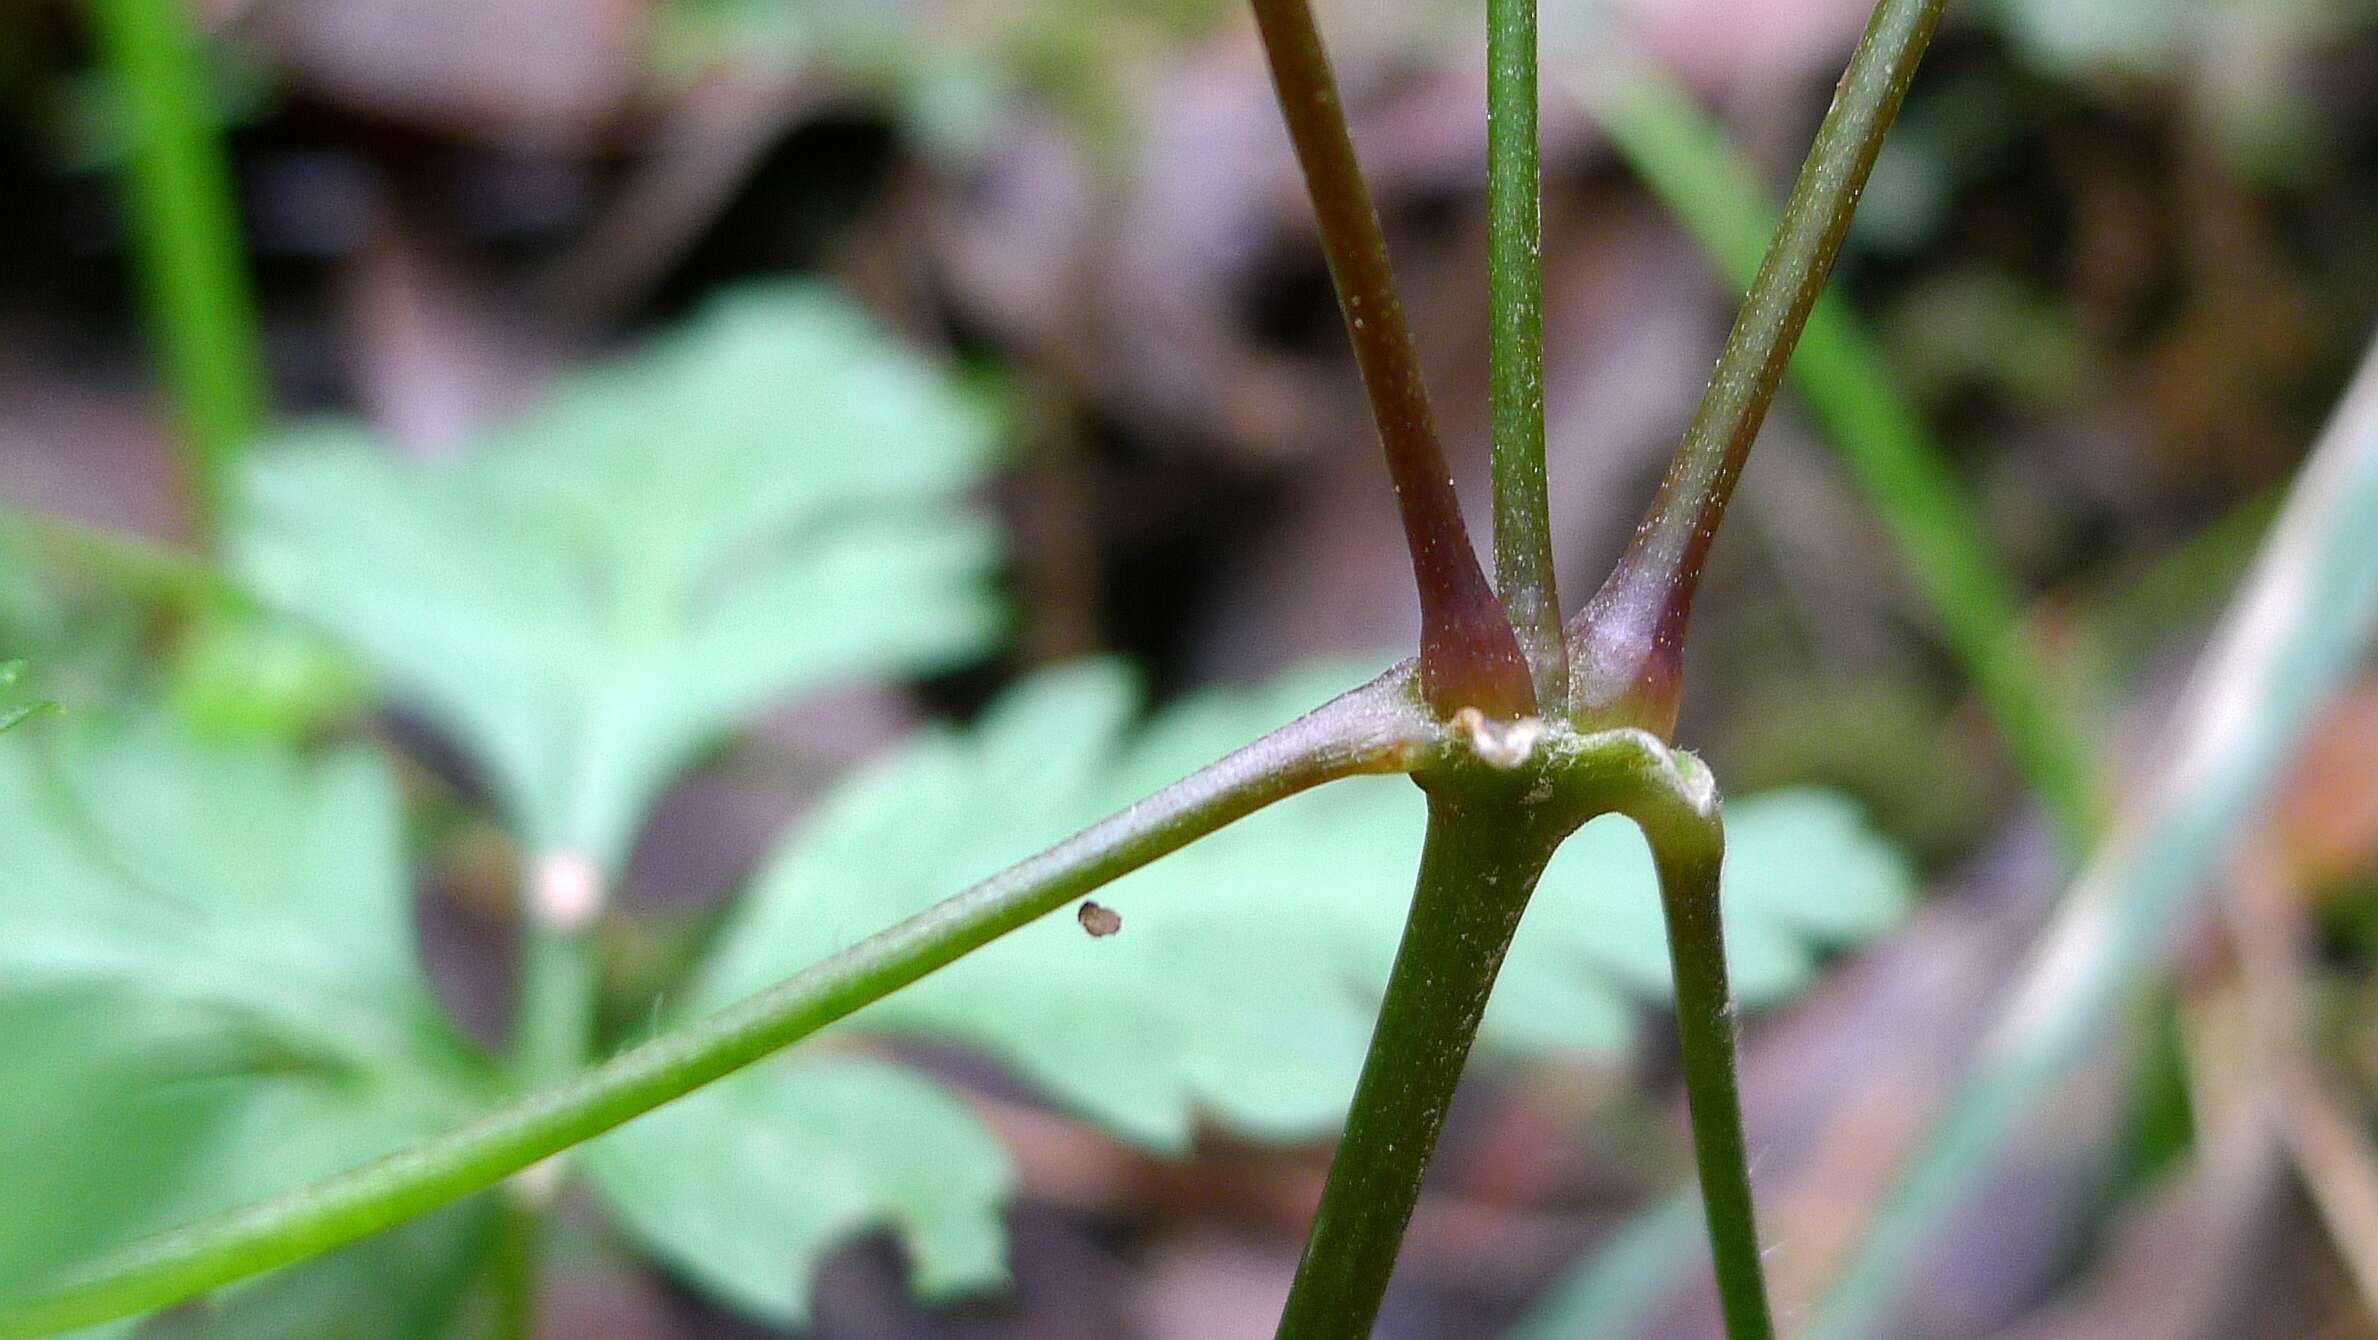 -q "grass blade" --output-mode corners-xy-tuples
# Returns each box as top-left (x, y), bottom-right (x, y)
(1508, 1188), (1704, 1340)
(87, 0), (268, 544)
(1804, 331), (2378, 1339)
